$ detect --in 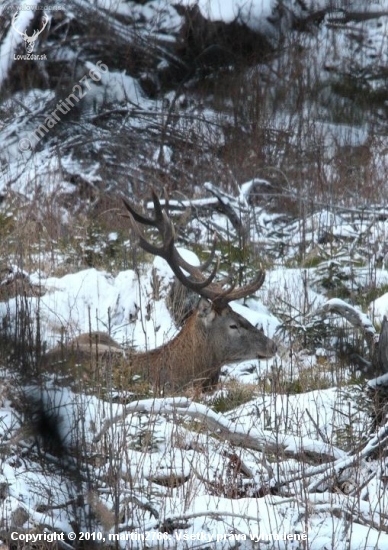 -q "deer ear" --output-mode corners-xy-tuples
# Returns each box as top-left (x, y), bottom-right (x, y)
(197, 298), (215, 320)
